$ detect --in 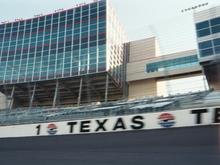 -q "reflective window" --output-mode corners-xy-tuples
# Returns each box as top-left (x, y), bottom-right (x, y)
(196, 17), (220, 38)
(146, 55), (198, 73)
(214, 38), (220, 46)
(199, 38), (220, 57)
(197, 28), (211, 37)
(199, 40), (212, 49)
(196, 21), (209, 30)
(215, 46), (220, 54)
(200, 48), (214, 57)
(211, 25), (220, 34)
(210, 17), (220, 26)
(0, 1), (108, 84)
